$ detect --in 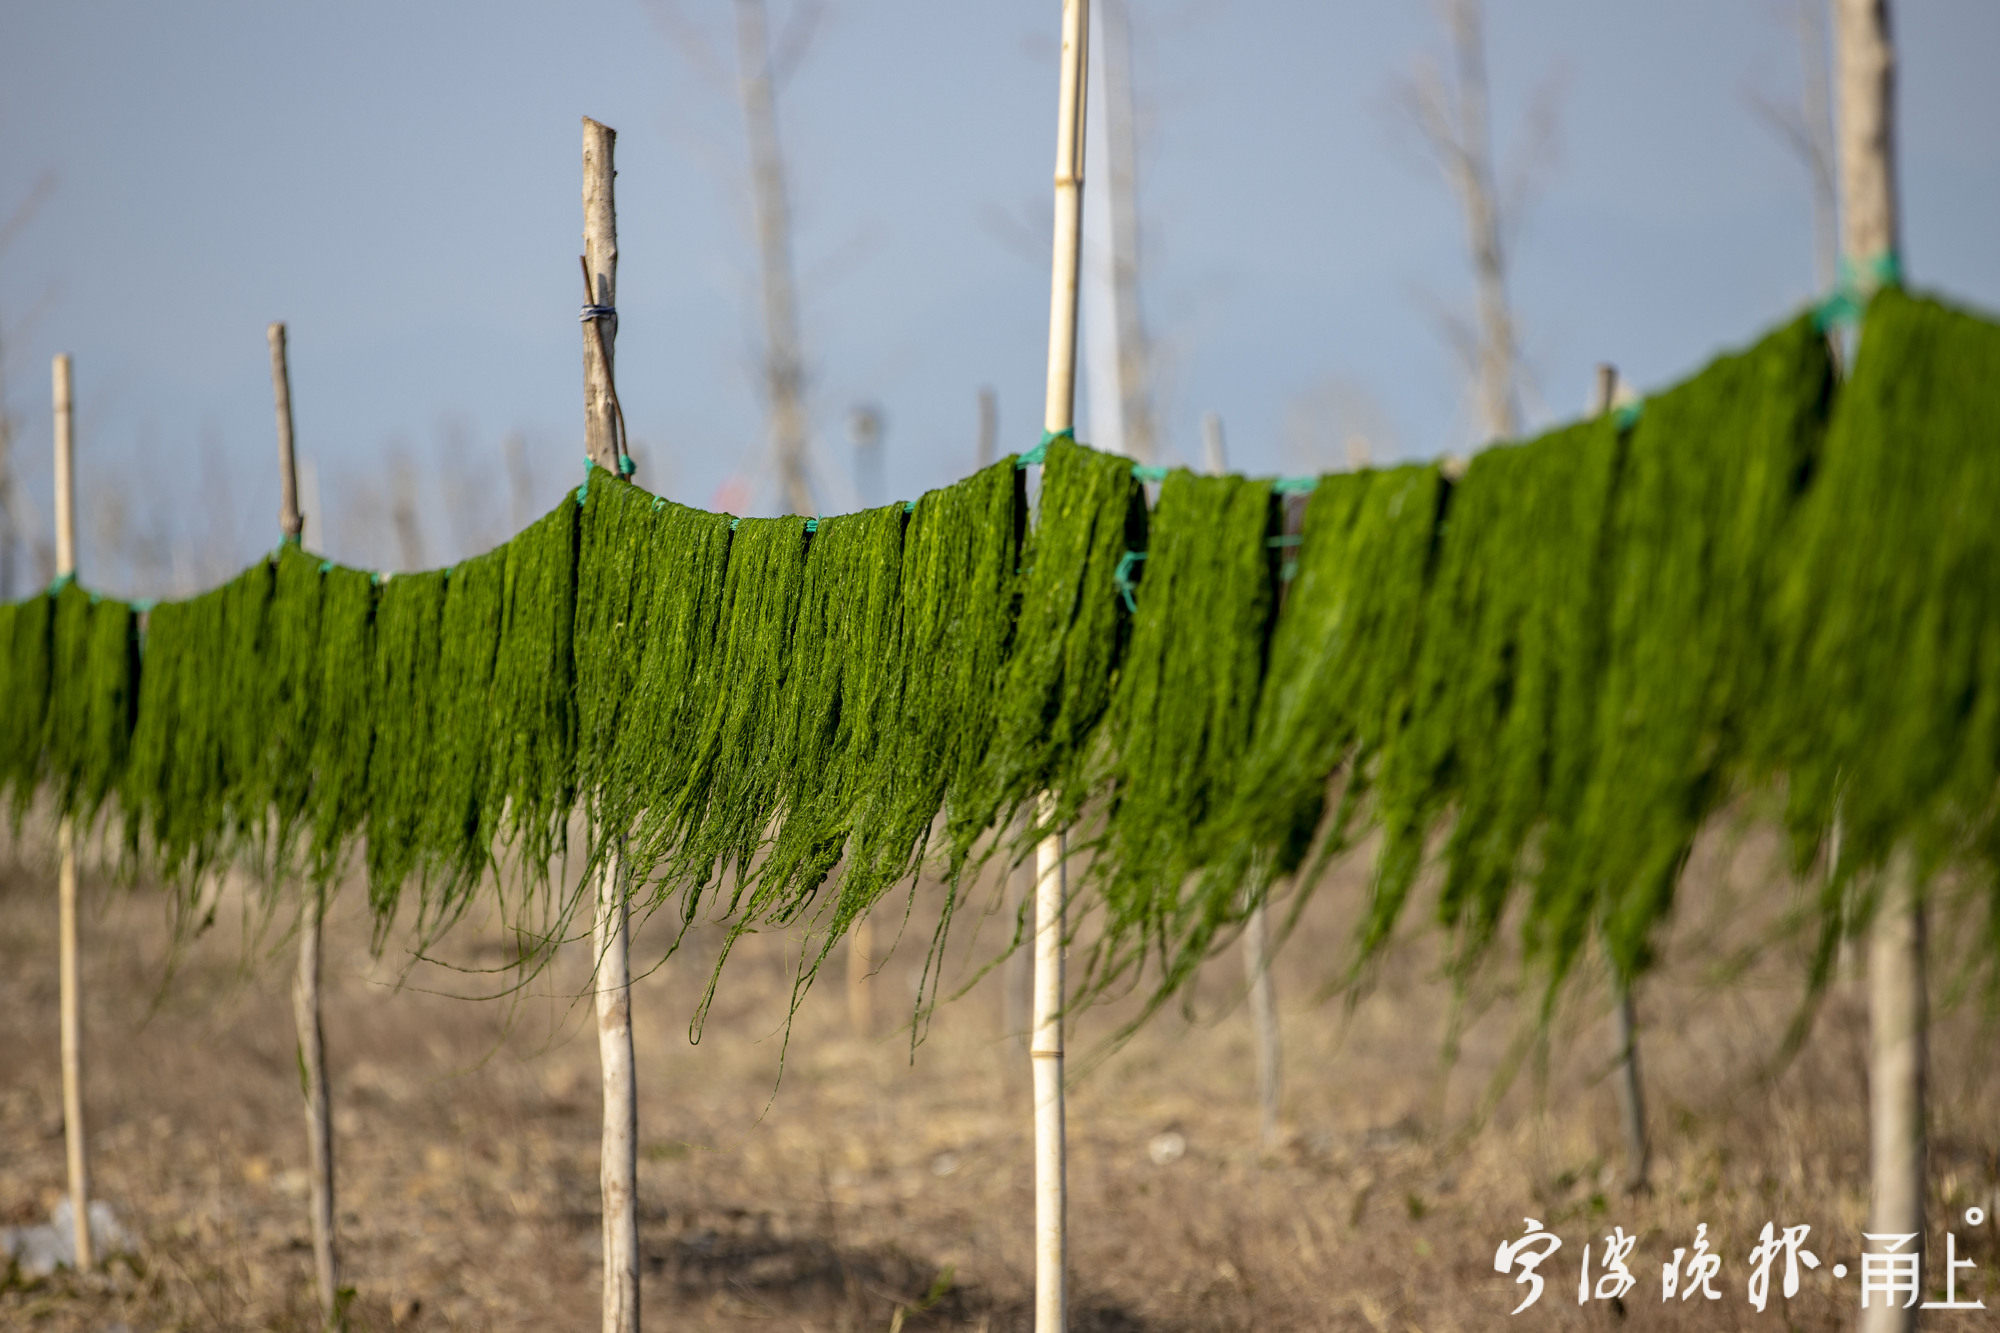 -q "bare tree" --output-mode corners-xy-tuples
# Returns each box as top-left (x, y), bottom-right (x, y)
(0, 172), (58, 599)
(1399, 0), (1550, 444)
(734, 0), (817, 515)
(1081, 0), (1158, 463)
